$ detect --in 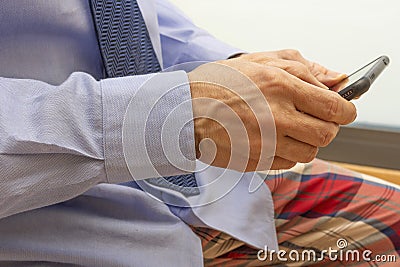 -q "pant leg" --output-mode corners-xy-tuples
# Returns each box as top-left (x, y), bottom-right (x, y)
(197, 159), (400, 266)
